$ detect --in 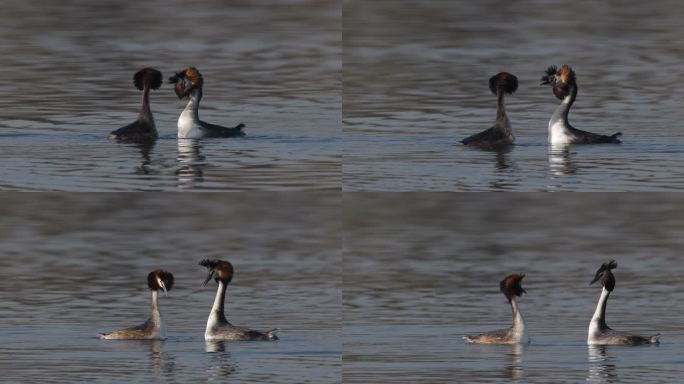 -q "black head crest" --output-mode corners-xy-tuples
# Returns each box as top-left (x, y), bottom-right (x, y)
(168, 71), (185, 84)
(500, 273), (526, 302)
(133, 68), (162, 91)
(545, 65), (558, 77)
(147, 269), (174, 292)
(488, 72), (518, 95)
(540, 65), (558, 86)
(199, 259), (234, 286)
(590, 260), (617, 291)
